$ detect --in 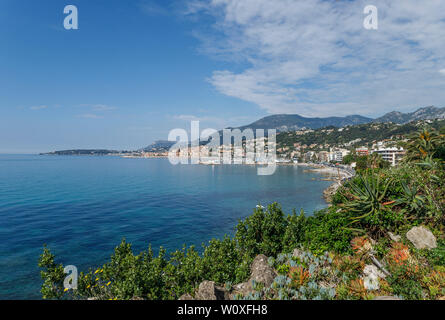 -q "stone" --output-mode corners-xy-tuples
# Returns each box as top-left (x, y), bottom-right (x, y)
(230, 281), (253, 298)
(364, 264), (387, 279)
(194, 281), (230, 300)
(388, 232), (401, 242)
(231, 254), (278, 299)
(178, 293), (195, 300)
(249, 254), (277, 288)
(363, 264), (387, 291)
(292, 248), (303, 258)
(406, 226), (437, 249)
(373, 296), (401, 300)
